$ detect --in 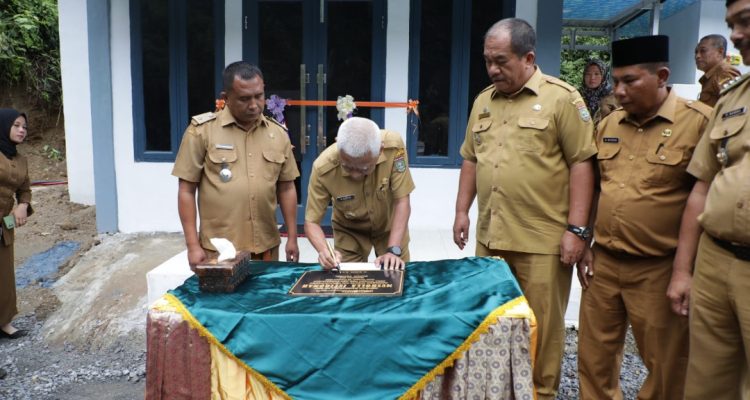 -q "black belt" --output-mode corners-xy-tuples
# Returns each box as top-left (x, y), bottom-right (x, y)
(711, 235), (750, 261)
